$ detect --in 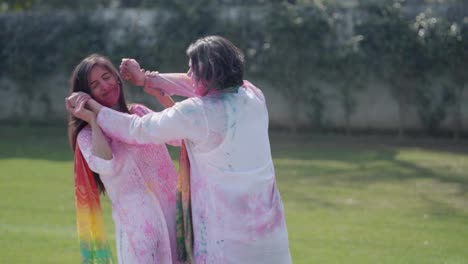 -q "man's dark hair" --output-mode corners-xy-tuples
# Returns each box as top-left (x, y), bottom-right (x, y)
(187, 36), (244, 92)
